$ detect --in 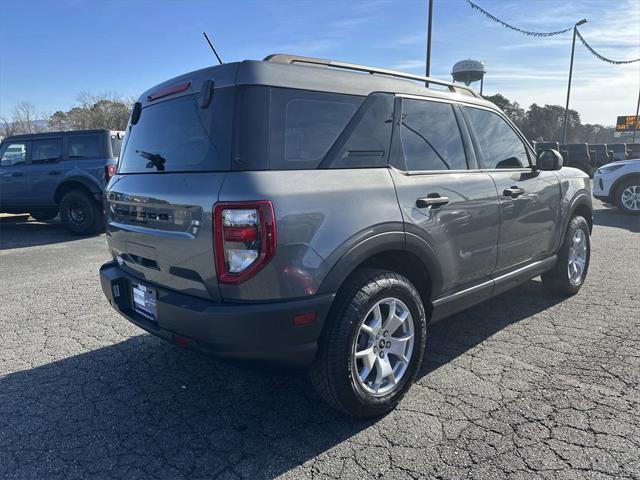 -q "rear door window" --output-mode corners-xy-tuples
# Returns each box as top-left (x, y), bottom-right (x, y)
(67, 135), (101, 160)
(119, 94), (229, 173)
(32, 138), (62, 164)
(269, 88), (362, 169)
(463, 107), (530, 169)
(399, 98), (467, 171)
